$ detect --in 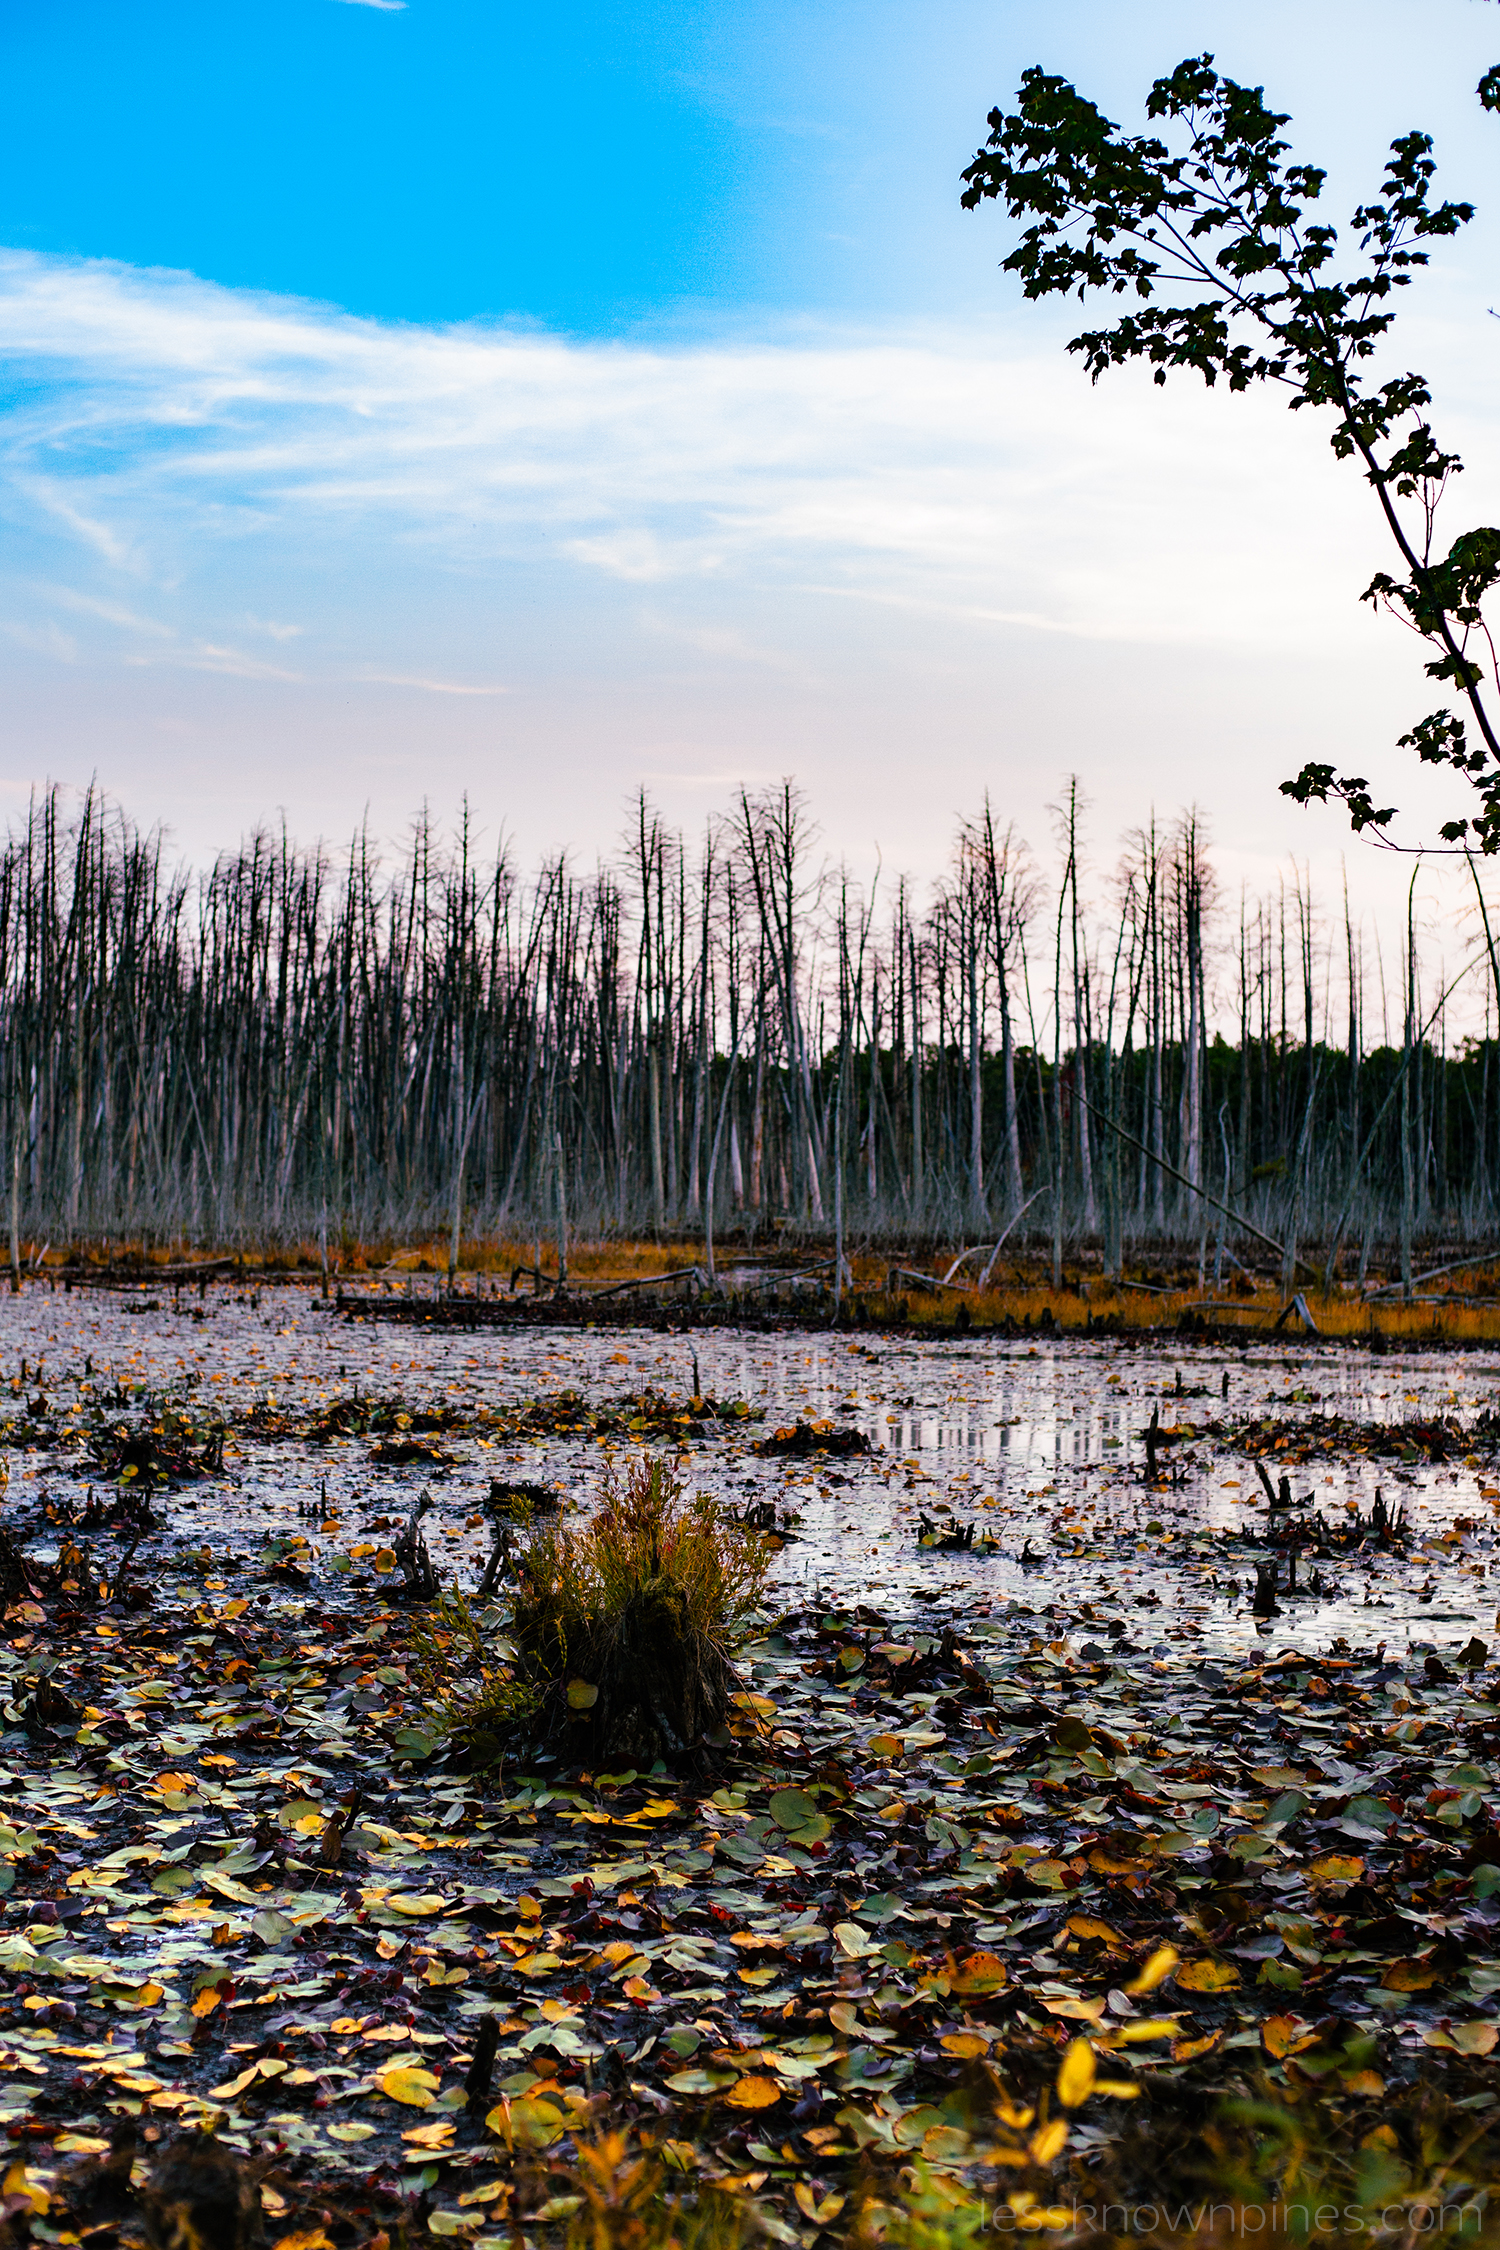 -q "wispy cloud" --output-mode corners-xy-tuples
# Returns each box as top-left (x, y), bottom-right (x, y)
(17, 475), (137, 569)
(41, 584), (174, 637)
(333, 0), (407, 12)
(0, 244), (1411, 667)
(181, 641), (307, 682)
(356, 671), (508, 696)
(1, 243), (1492, 921)
(562, 531), (686, 584)
(3, 618), (78, 662)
